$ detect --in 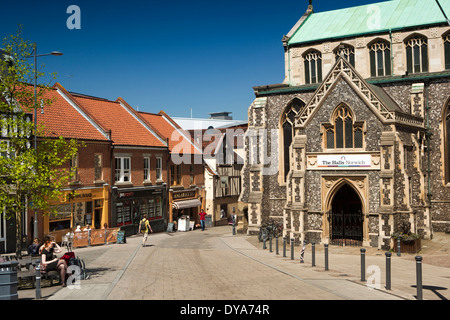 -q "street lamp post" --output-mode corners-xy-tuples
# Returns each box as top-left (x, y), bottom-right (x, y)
(28, 43), (63, 240)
